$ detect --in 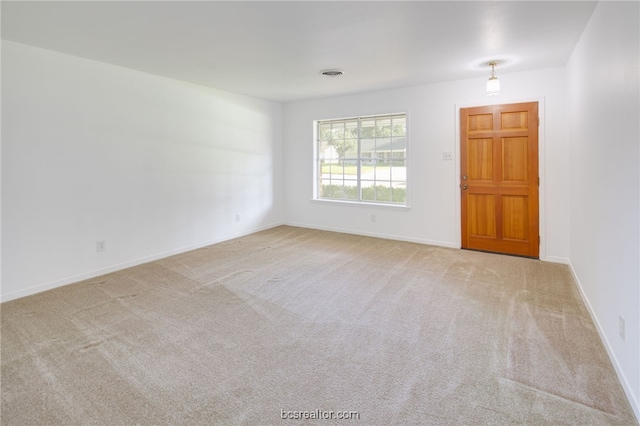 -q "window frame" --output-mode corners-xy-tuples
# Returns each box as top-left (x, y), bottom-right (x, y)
(314, 112), (409, 207)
